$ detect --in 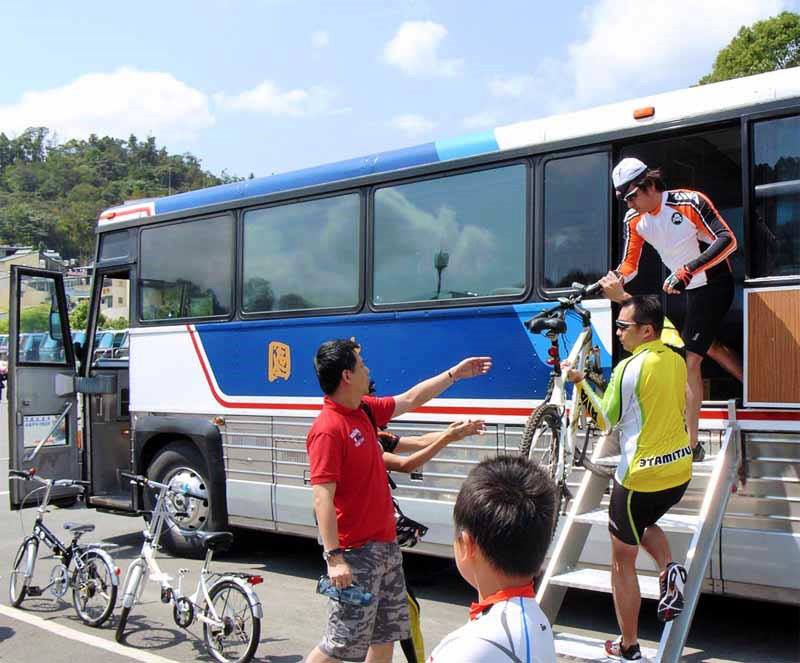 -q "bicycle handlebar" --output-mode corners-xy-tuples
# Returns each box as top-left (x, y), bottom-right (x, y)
(120, 471), (205, 501)
(8, 469), (88, 491)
